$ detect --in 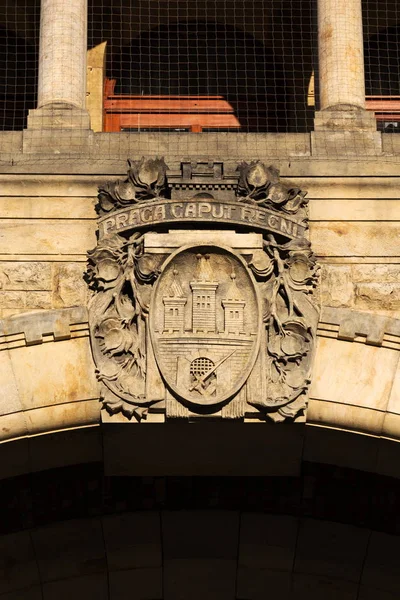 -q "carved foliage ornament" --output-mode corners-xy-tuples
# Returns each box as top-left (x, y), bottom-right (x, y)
(87, 158), (319, 422)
